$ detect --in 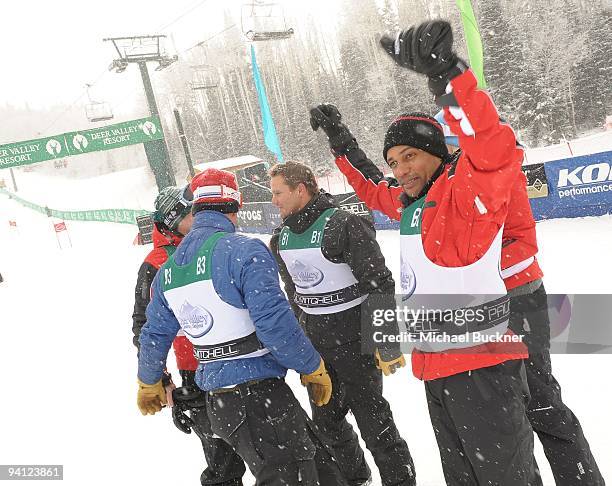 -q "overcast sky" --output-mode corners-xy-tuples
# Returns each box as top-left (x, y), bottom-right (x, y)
(0, 0), (245, 108)
(0, 0), (339, 109)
